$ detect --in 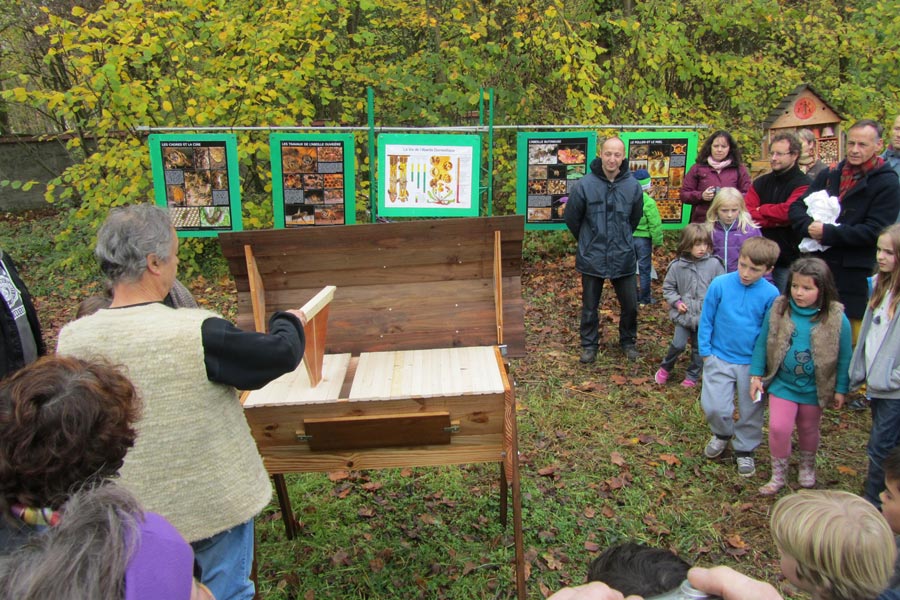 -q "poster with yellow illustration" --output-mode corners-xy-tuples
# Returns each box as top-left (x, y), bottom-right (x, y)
(378, 134), (481, 217)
